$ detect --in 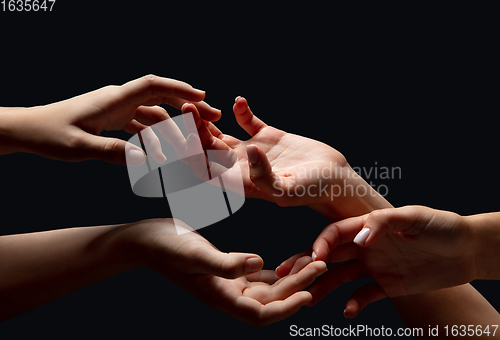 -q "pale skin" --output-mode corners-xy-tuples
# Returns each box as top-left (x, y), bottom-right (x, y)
(306, 206), (500, 316)
(181, 96), (385, 222)
(195, 96), (500, 338)
(0, 74), (221, 164)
